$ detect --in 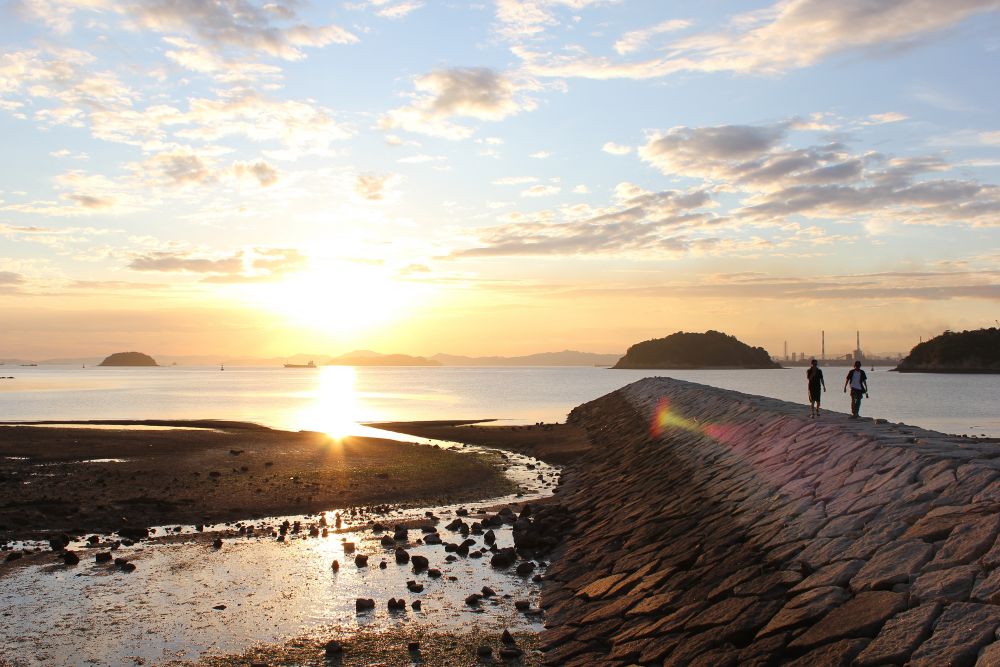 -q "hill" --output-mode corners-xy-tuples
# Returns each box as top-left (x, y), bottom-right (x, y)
(894, 327), (1000, 373)
(432, 350), (621, 366)
(327, 351), (440, 367)
(612, 330), (779, 369)
(97, 351), (159, 367)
